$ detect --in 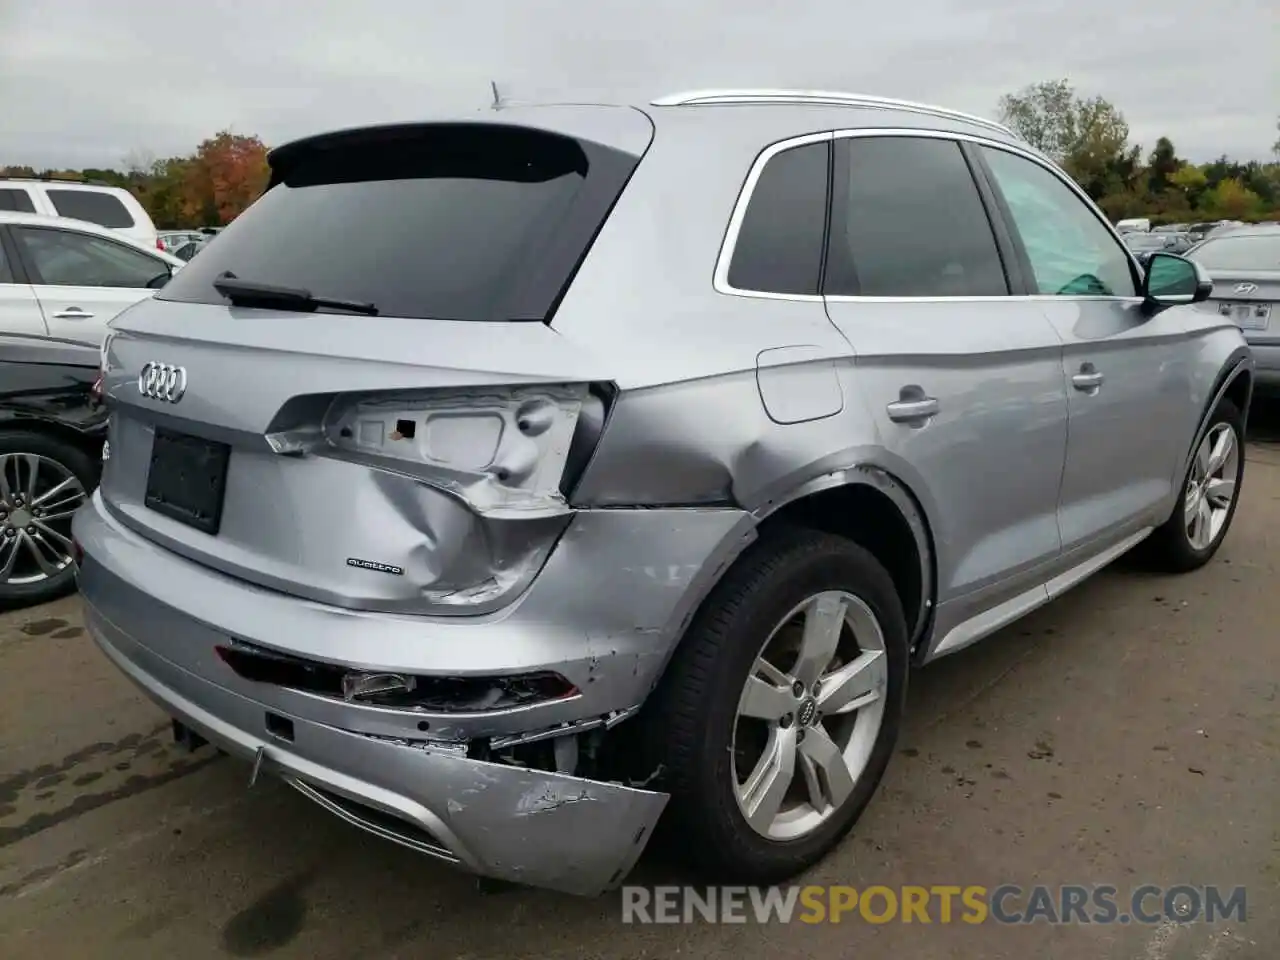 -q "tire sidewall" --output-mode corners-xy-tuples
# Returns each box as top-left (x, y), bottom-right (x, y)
(682, 535), (909, 877)
(1176, 403), (1245, 562)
